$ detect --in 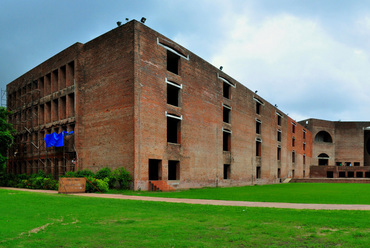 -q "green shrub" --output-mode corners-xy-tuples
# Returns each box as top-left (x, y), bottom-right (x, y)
(113, 167), (132, 189)
(62, 171), (76, 178)
(96, 178), (109, 193)
(43, 178), (58, 190)
(85, 176), (98, 193)
(74, 169), (95, 178)
(96, 167), (116, 188)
